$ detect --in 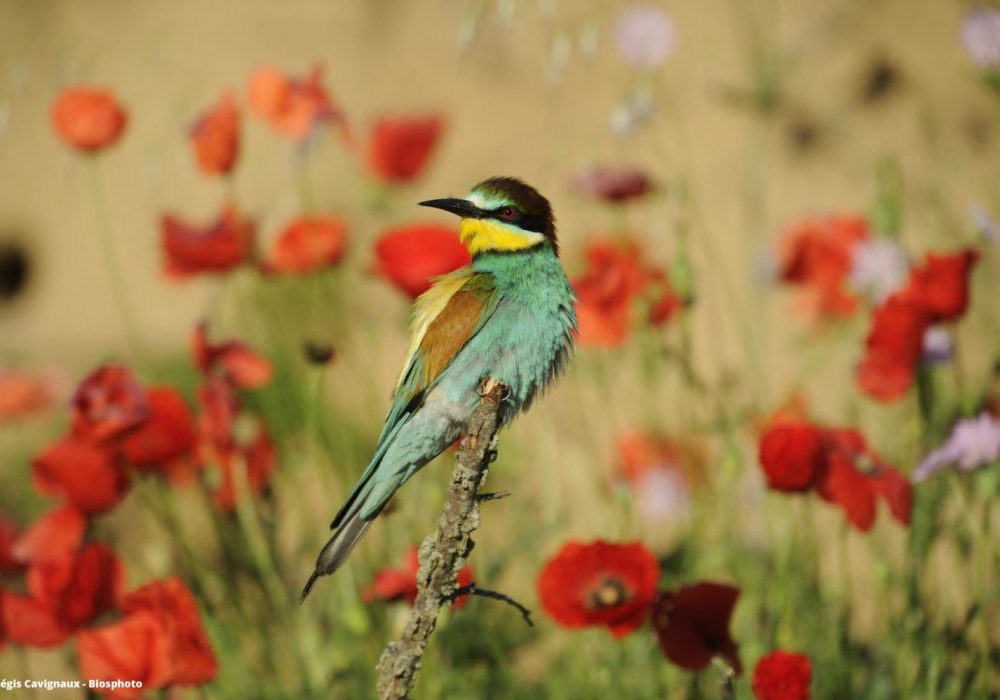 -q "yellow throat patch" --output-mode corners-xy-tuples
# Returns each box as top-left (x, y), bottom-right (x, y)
(459, 218), (542, 254)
